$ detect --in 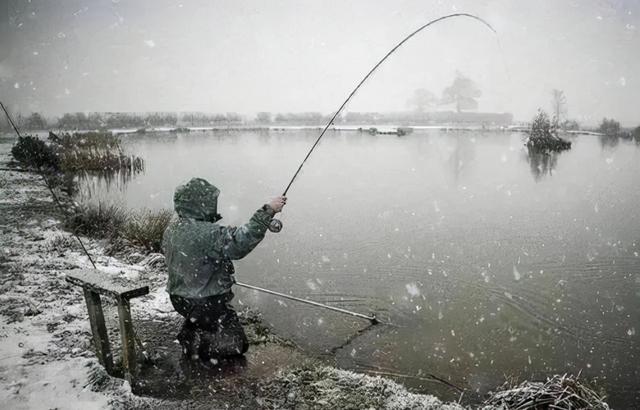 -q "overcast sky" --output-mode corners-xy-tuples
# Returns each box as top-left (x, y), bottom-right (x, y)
(1, 0), (638, 124)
